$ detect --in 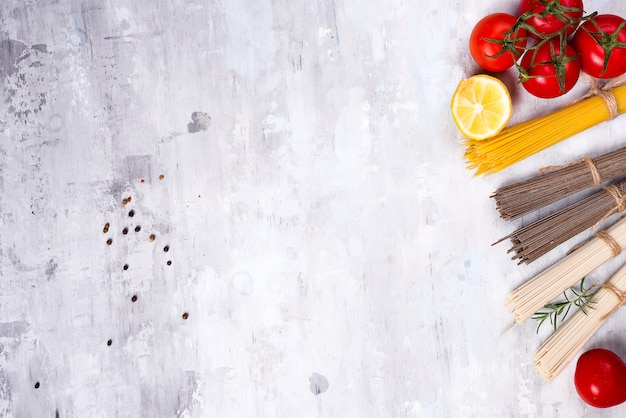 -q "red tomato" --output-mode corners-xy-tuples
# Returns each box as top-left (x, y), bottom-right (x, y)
(519, 0), (584, 38)
(469, 13), (528, 72)
(574, 349), (626, 408)
(519, 38), (580, 98)
(571, 14), (626, 79)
